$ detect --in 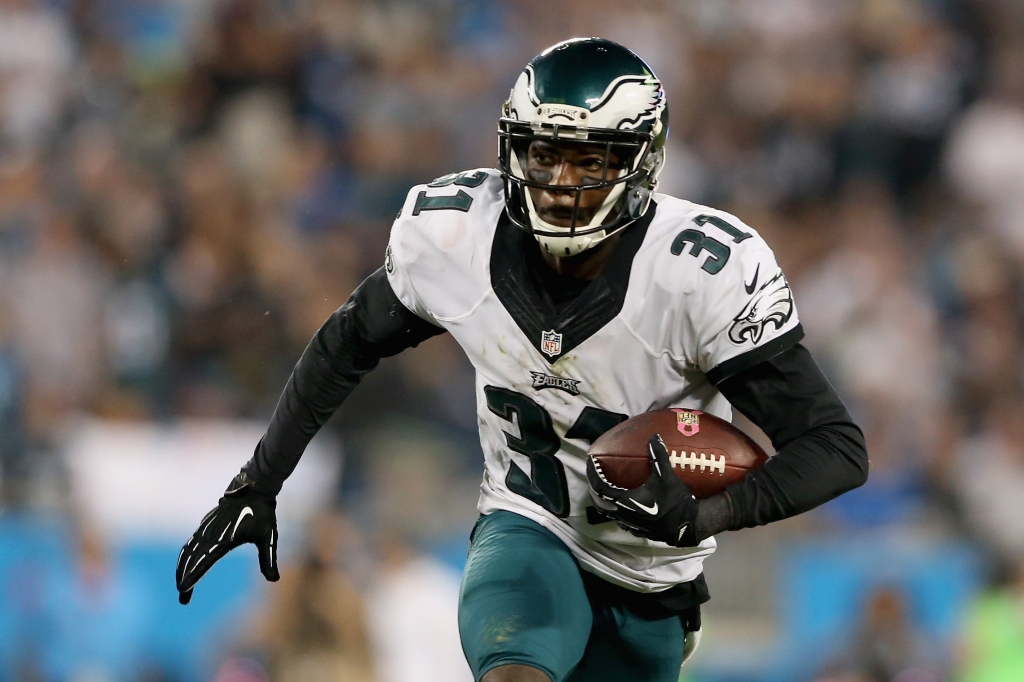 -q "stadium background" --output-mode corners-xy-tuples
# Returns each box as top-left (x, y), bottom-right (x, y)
(1, 0), (1024, 680)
